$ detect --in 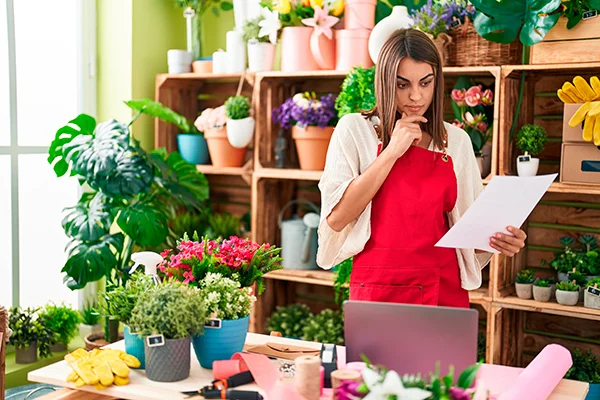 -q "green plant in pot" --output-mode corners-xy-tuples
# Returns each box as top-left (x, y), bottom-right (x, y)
(129, 281), (207, 382)
(515, 269), (535, 300)
(243, 15), (278, 72)
(100, 272), (154, 368)
(335, 66), (376, 119)
(192, 272), (255, 369)
(39, 302), (81, 352)
(532, 279), (552, 302)
(565, 348), (600, 397)
(224, 95), (255, 150)
(515, 124), (548, 177)
(206, 212), (243, 240)
(125, 98), (210, 165)
(267, 303), (313, 339)
(584, 277), (600, 310)
(555, 281), (580, 306)
(8, 307), (56, 364)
